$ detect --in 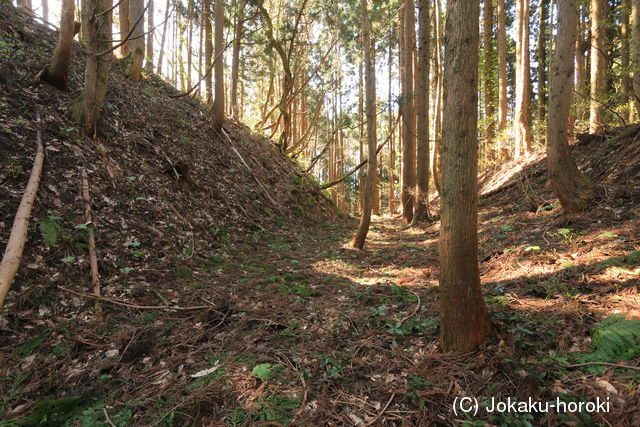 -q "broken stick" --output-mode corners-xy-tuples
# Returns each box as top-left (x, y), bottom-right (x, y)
(81, 169), (101, 315)
(0, 113), (45, 310)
